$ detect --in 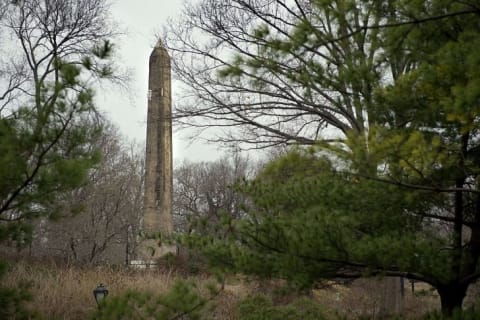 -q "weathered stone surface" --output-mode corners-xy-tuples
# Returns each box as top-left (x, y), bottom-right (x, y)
(142, 40), (174, 258)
